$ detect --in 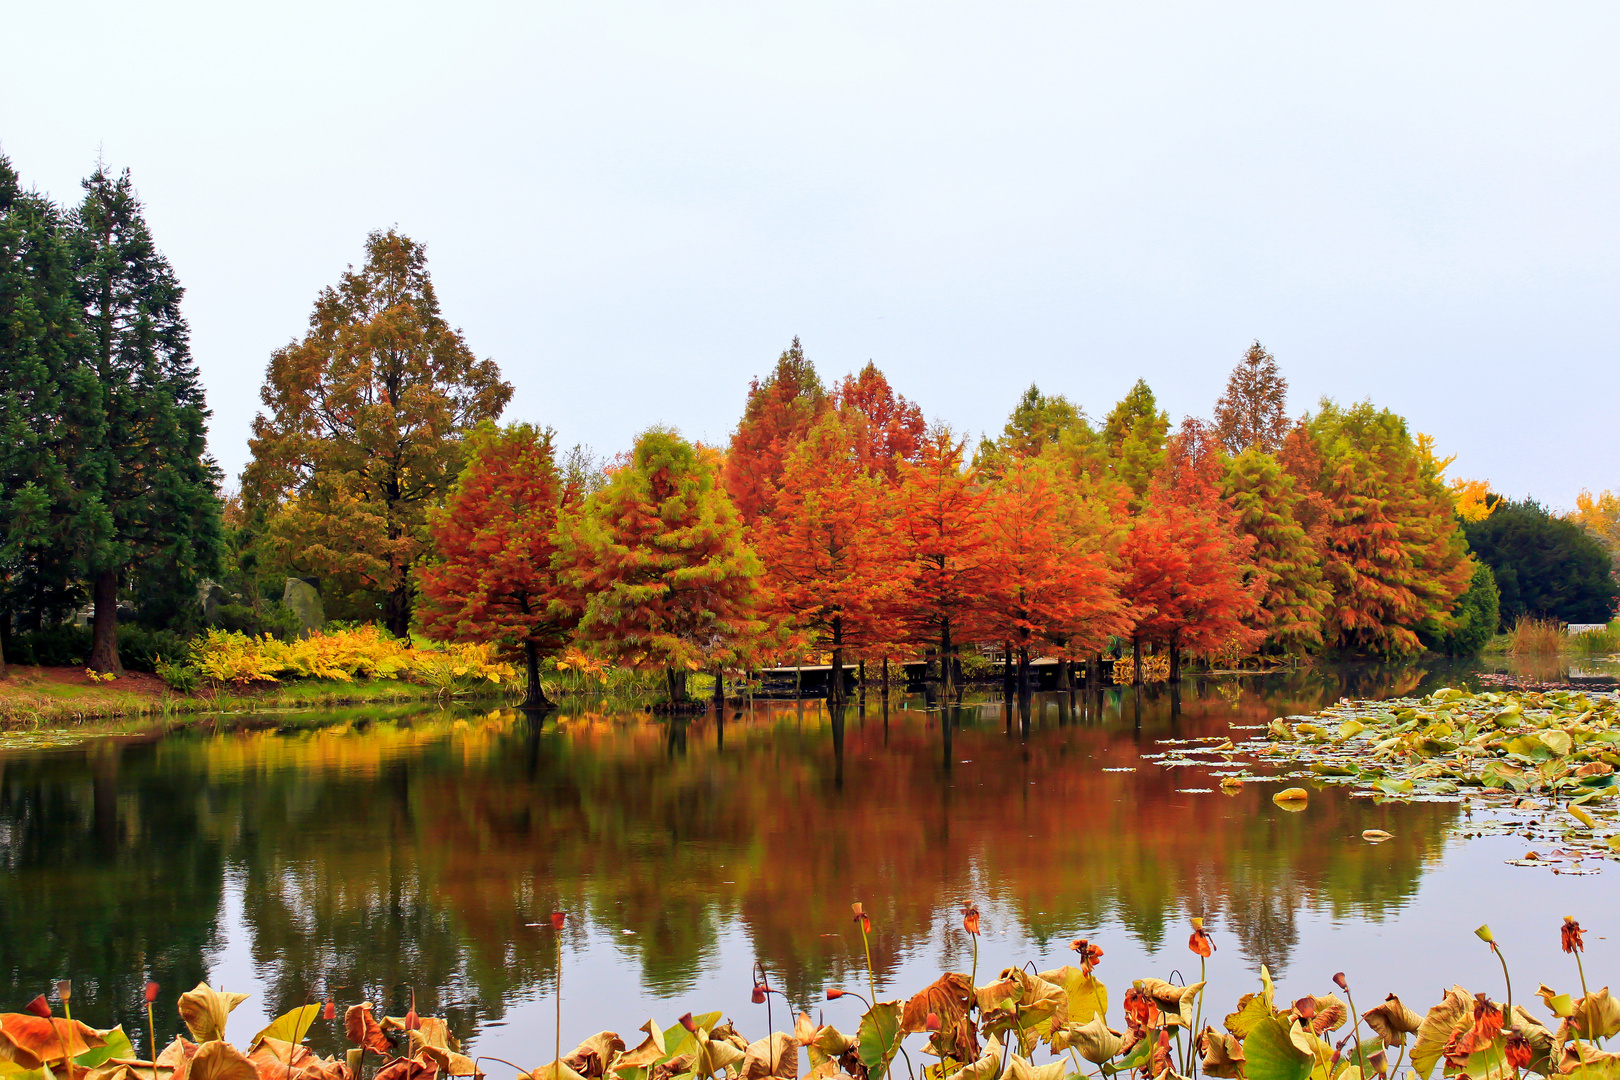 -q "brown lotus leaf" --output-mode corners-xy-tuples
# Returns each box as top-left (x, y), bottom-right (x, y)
(709, 1024), (750, 1054)
(159, 1037), (200, 1078)
(902, 975), (974, 1036)
(1005, 1053), (1065, 1080)
(247, 1038), (317, 1080)
(1291, 993), (1347, 1034)
(345, 1005), (392, 1056)
(188, 1041), (258, 1080)
(417, 1043), (481, 1078)
(954, 1038), (1003, 1080)
(1559, 987), (1620, 1042)
(974, 976), (1020, 1015)
(522, 1065), (587, 1080)
(689, 1033), (747, 1080)
(1038, 966), (1109, 1029)
(1149, 1030), (1174, 1077)
(1198, 1026), (1245, 1079)
(1411, 985), (1473, 1080)
(385, 1017), (456, 1054)
(562, 1032), (626, 1080)
(1137, 980), (1206, 1029)
(616, 1022), (667, 1070)
(0, 1014), (108, 1068)
(649, 1053), (694, 1080)
(1056, 1016), (1123, 1065)
(738, 1034), (798, 1080)
(85, 1060), (176, 1080)
(792, 1015), (819, 1048)
(296, 1057), (354, 1080)
(178, 986), (250, 1046)
(373, 1056), (439, 1080)
(1362, 996), (1423, 1048)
